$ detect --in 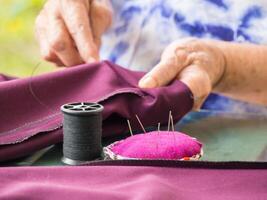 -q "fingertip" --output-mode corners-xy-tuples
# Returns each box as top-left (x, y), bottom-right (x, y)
(192, 97), (206, 111)
(84, 46), (100, 63)
(86, 57), (98, 63)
